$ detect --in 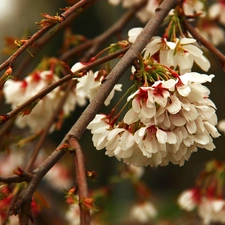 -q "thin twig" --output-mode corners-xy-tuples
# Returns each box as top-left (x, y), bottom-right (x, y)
(183, 19), (225, 65)
(80, 0), (148, 62)
(12, 3), (93, 79)
(10, 0), (177, 216)
(69, 138), (90, 225)
(60, 0), (147, 62)
(0, 0), (93, 73)
(0, 47), (130, 125)
(0, 174), (31, 184)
